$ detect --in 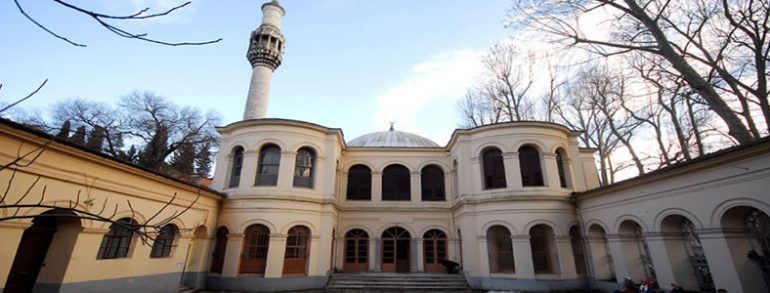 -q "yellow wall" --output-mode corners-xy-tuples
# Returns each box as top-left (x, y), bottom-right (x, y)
(0, 122), (221, 288)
